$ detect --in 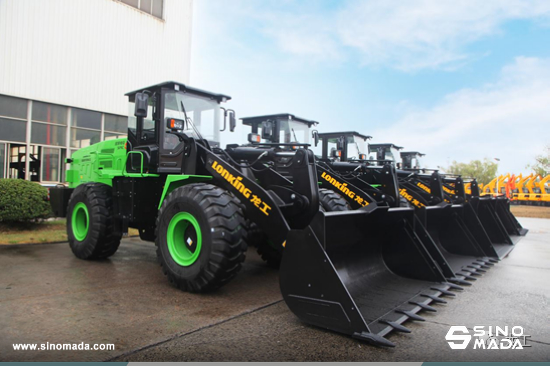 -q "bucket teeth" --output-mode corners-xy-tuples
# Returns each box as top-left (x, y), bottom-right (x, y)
(447, 278), (471, 286)
(475, 260), (493, 267)
(444, 282), (465, 290)
(409, 301), (437, 312)
(431, 287), (456, 297)
(380, 320), (411, 333)
(467, 265), (486, 273)
(396, 309), (426, 321)
(461, 269), (482, 277)
(458, 274), (477, 281)
(421, 294), (447, 304)
(489, 258), (499, 263)
(352, 332), (396, 347)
